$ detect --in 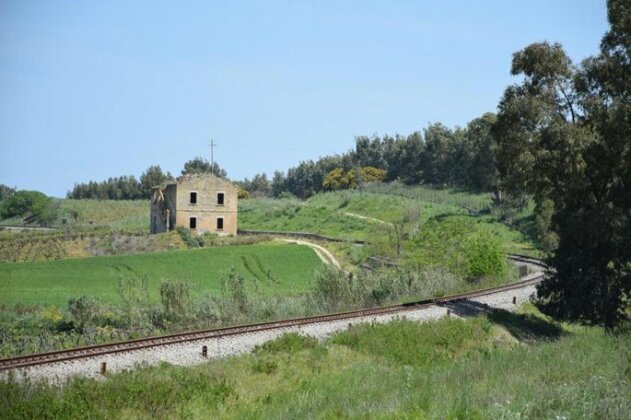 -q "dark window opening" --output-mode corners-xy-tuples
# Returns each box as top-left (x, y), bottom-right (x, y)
(217, 193), (224, 205)
(216, 217), (224, 230)
(189, 217), (197, 229)
(190, 192), (197, 204)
